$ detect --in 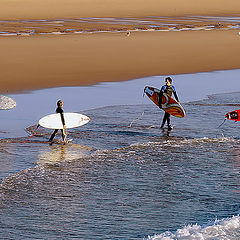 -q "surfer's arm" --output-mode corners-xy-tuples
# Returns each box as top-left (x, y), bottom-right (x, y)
(60, 113), (66, 137)
(57, 108), (66, 127)
(60, 112), (66, 127)
(172, 86), (179, 102)
(173, 92), (179, 102)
